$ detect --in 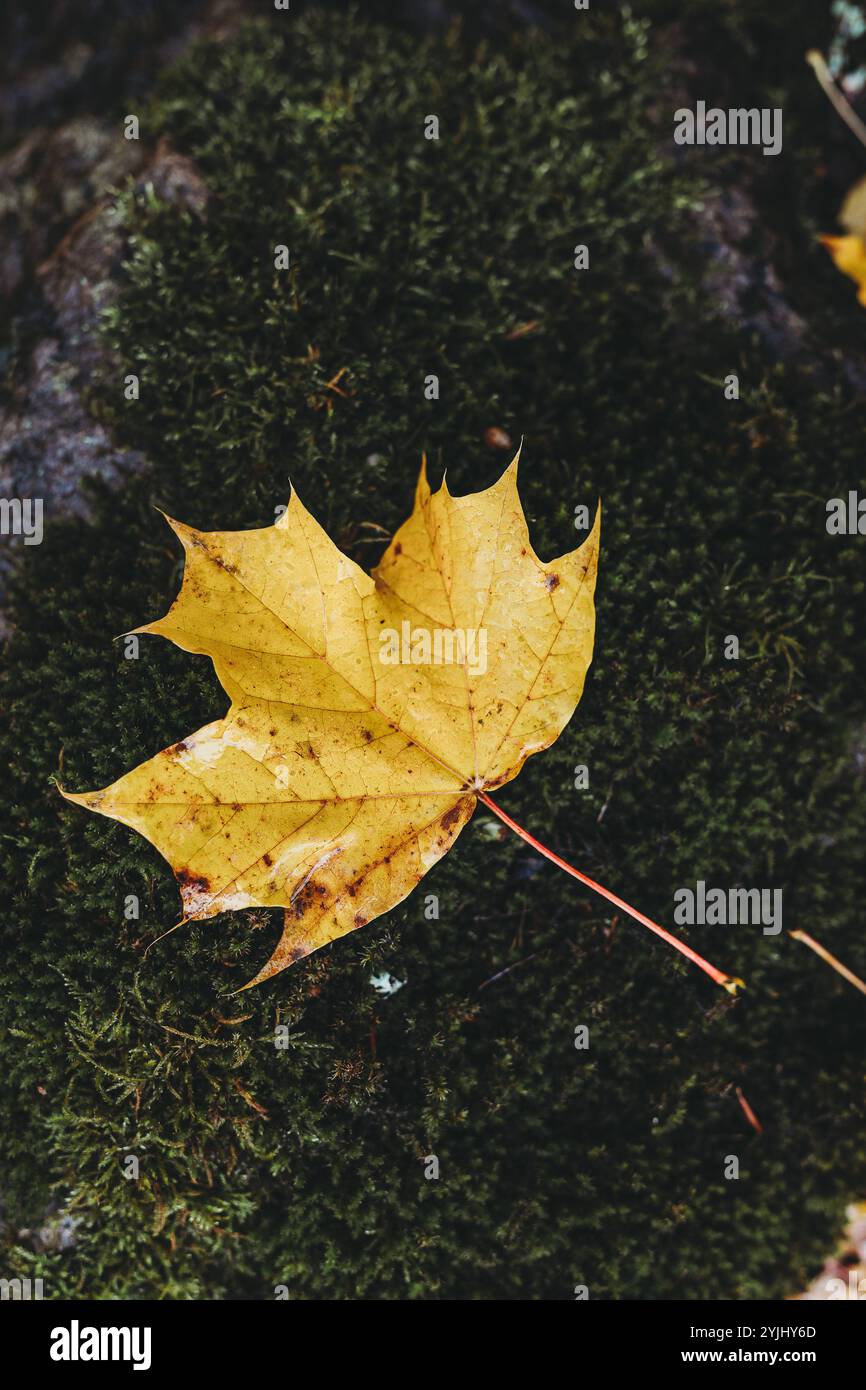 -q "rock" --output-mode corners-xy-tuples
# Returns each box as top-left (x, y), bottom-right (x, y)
(136, 136), (210, 219)
(0, 138), (209, 633)
(0, 116), (145, 305)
